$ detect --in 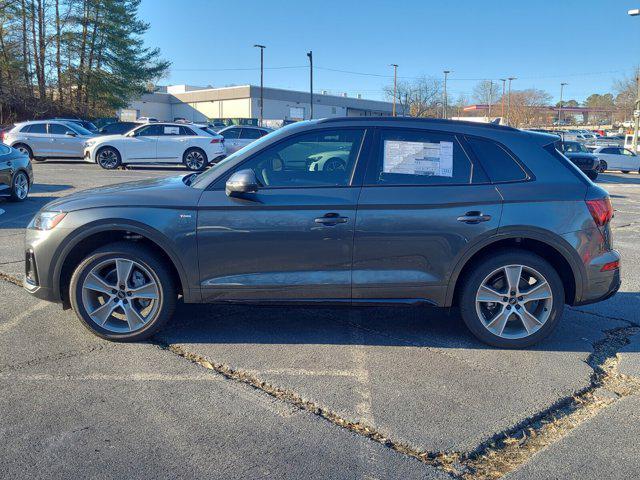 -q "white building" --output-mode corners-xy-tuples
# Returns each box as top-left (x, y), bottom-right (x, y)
(120, 84), (394, 124)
